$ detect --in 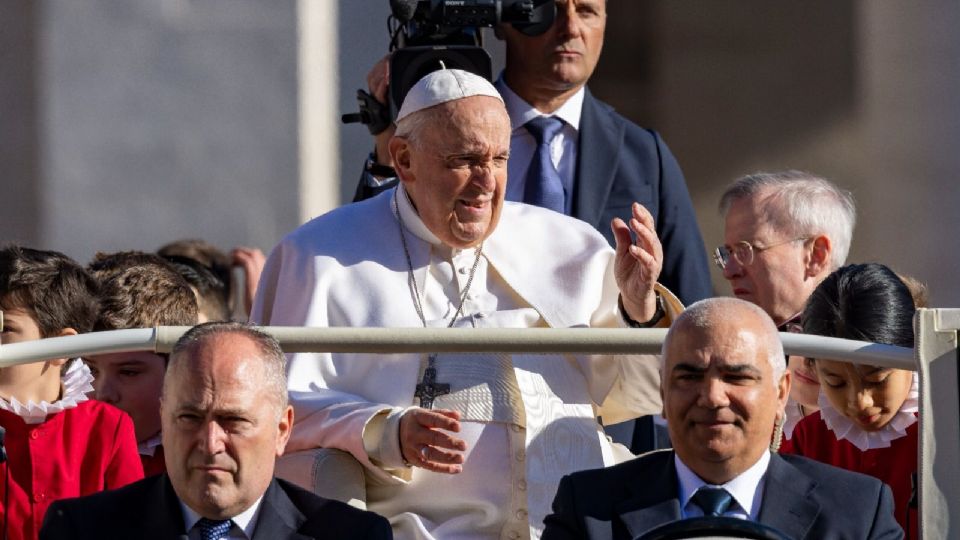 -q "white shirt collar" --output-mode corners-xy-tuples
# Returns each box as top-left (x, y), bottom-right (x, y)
(180, 495), (264, 540)
(496, 76), (584, 132)
(137, 431), (163, 456)
(675, 450), (771, 520)
(394, 183), (443, 246)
